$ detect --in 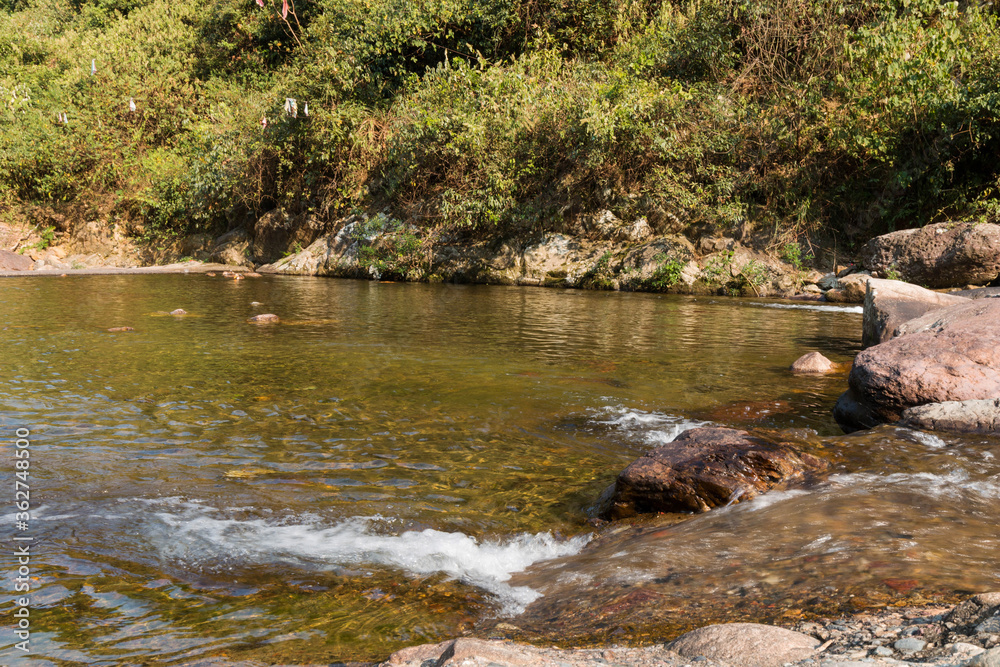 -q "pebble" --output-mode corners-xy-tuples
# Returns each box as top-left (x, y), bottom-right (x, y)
(872, 647), (893, 657)
(893, 638), (926, 653)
